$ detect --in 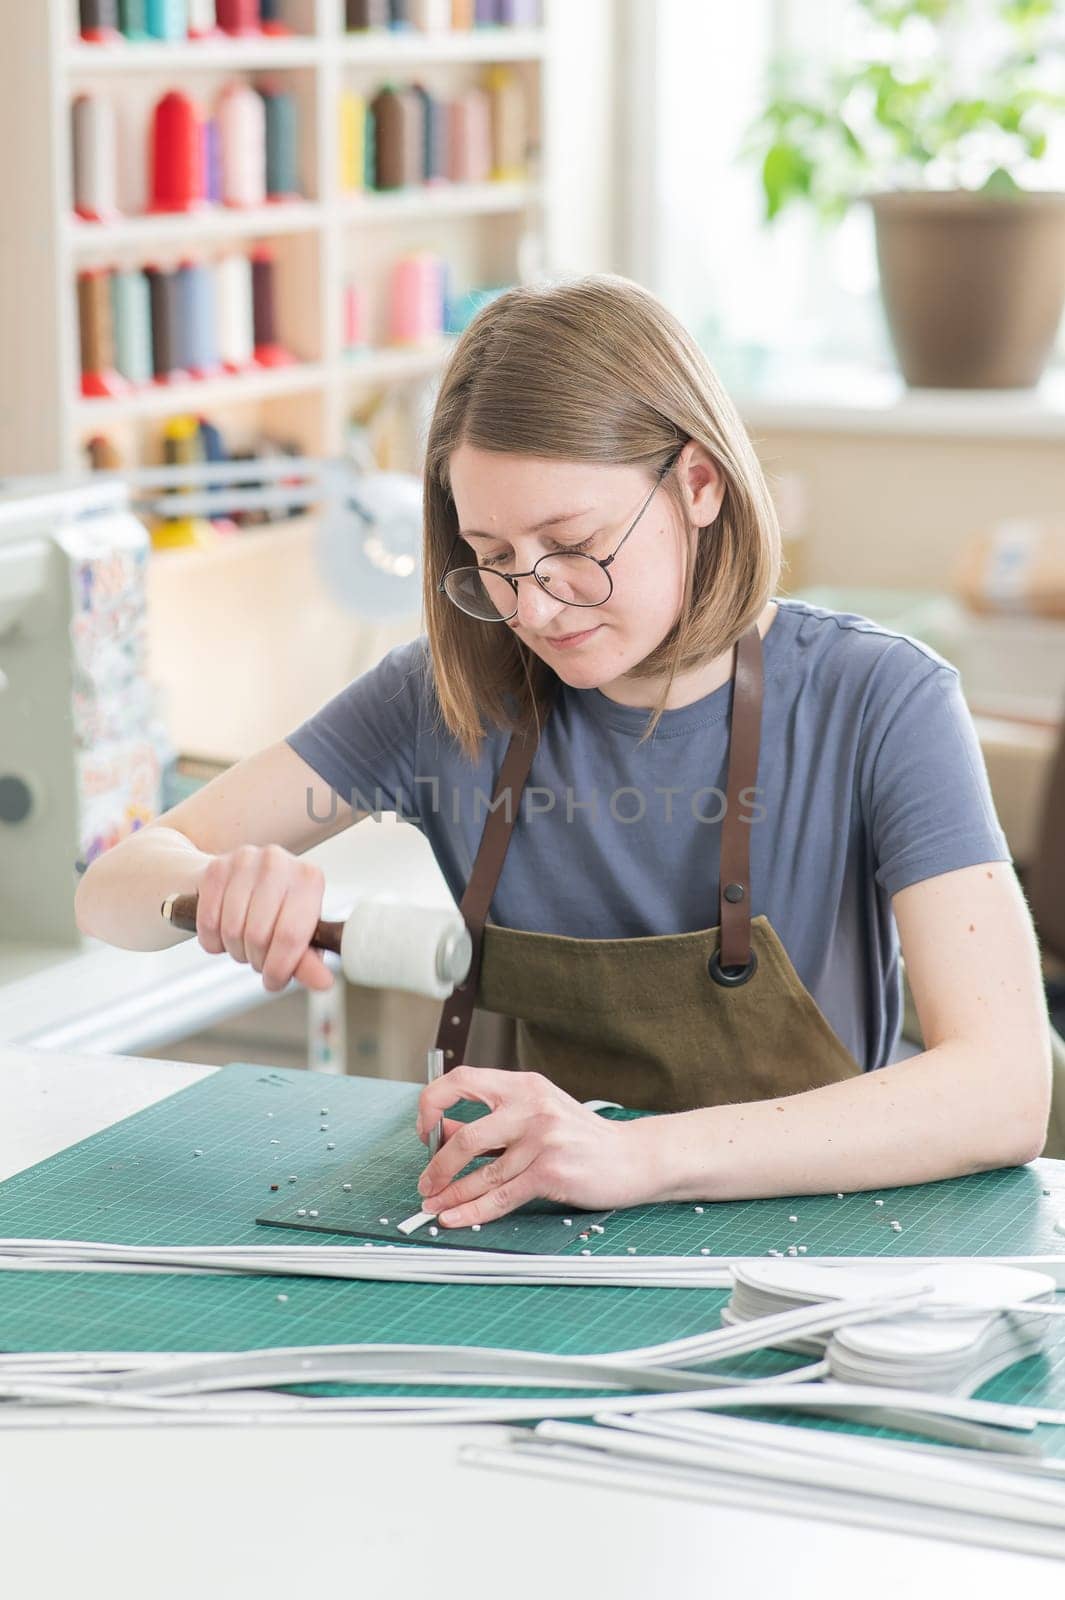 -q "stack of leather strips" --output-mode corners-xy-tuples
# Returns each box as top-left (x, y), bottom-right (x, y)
(722, 1259), (1058, 1395)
